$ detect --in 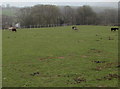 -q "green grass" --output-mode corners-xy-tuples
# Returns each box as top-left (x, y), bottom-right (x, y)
(2, 9), (16, 16)
(2, 25), (118, 87)
(0, 30), (2, 88)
